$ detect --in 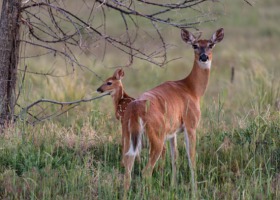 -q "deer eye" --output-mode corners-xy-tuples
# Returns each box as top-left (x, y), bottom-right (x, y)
(107, 82), (112, 85)
(209, 43), (215, 49)
(192, 44), (199, 49)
